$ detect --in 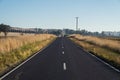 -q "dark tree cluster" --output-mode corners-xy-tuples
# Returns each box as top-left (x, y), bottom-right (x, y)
(0, 23), (10, 37)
